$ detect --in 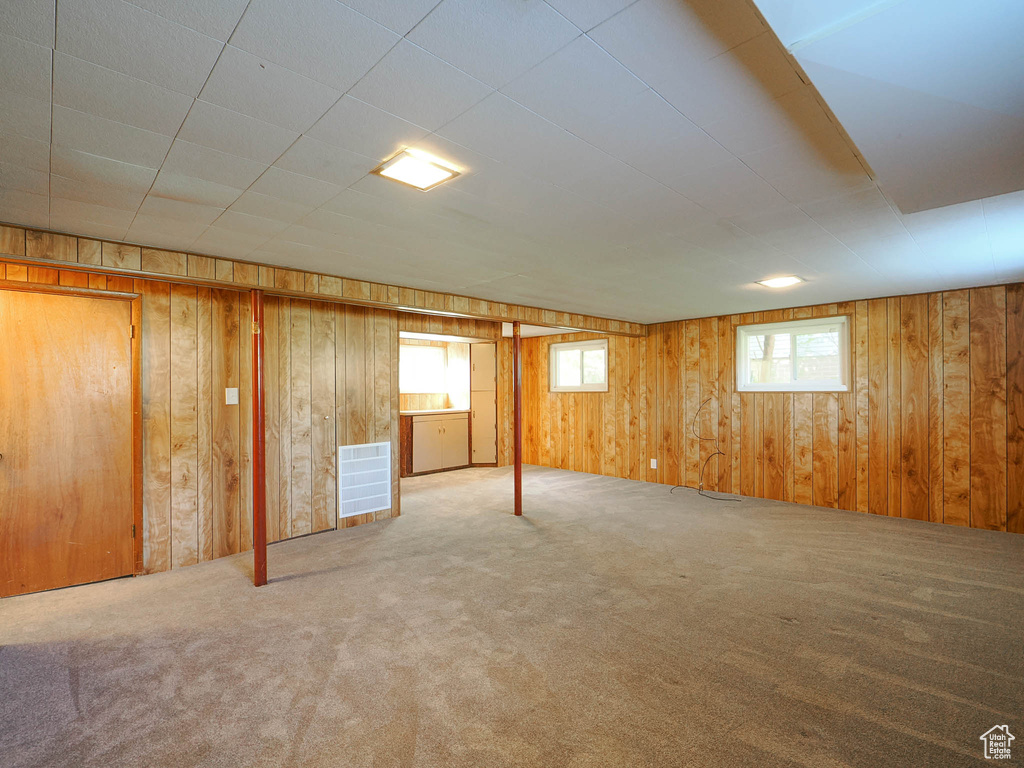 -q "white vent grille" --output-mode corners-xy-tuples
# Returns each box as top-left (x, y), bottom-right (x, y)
(338, 442), (392, 519)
